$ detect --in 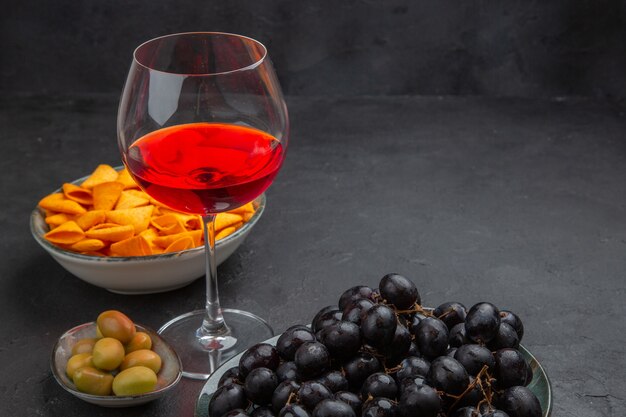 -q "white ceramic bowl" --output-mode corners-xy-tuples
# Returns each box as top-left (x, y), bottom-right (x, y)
(30, 178), (266, 294)
(51, 322), (182, 407)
